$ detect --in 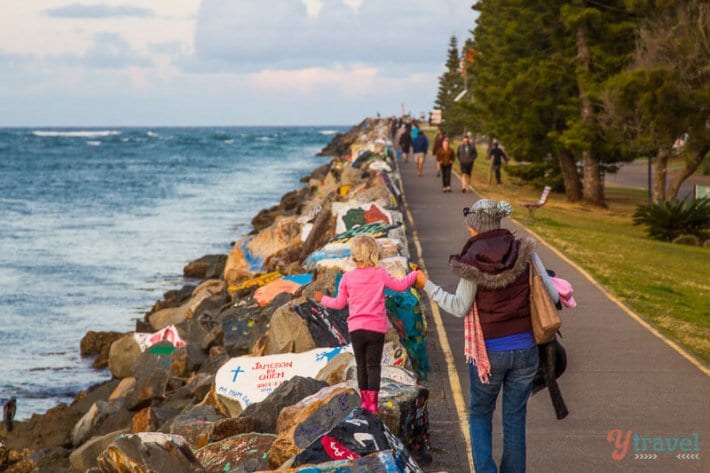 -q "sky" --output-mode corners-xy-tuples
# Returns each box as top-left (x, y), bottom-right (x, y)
(0, 1), (476, 126)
